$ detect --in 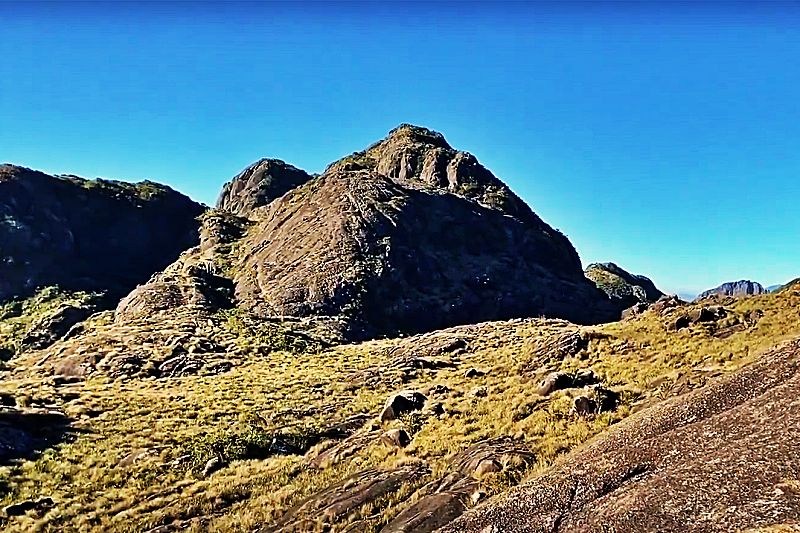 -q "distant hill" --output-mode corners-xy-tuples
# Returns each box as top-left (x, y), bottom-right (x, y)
(584, 262), (664, 312)
(696, 280), (768, 300)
